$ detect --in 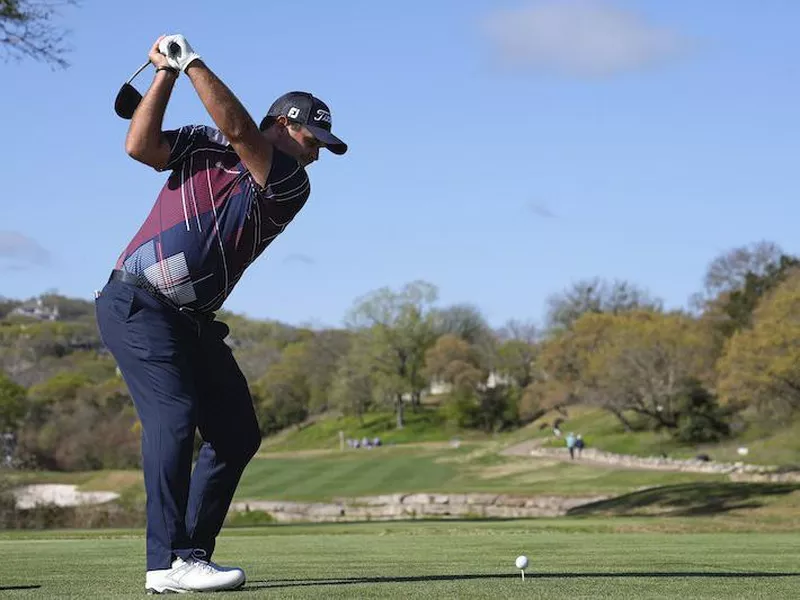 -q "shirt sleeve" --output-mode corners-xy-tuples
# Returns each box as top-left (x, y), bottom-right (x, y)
(158, 125), (224, 172)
